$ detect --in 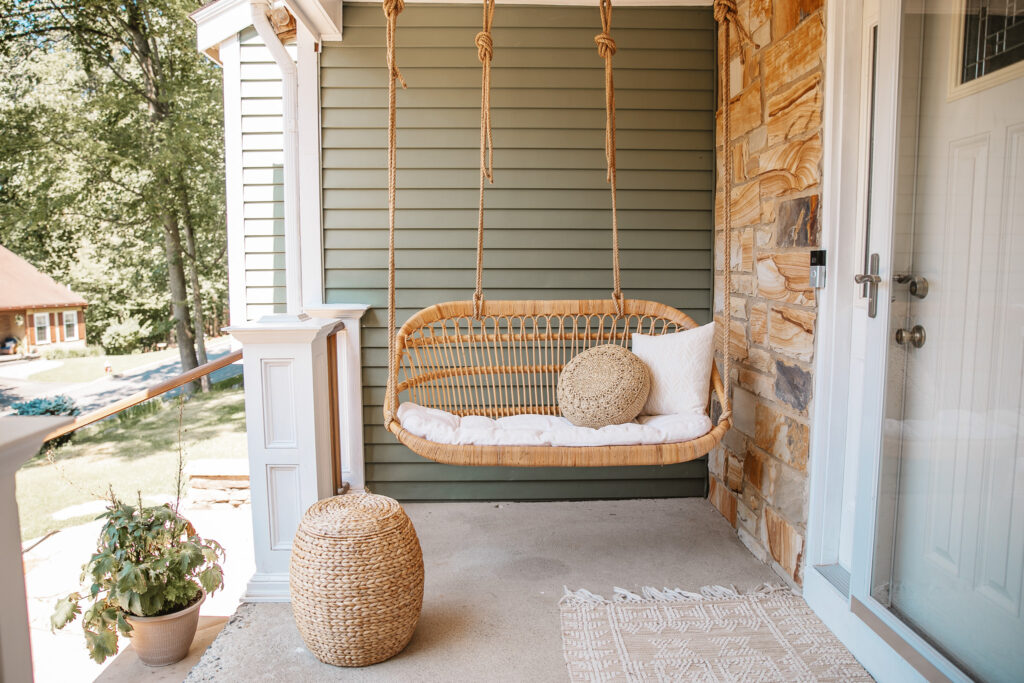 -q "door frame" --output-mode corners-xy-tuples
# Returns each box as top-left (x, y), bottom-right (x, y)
(807, 2), (977, 681)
